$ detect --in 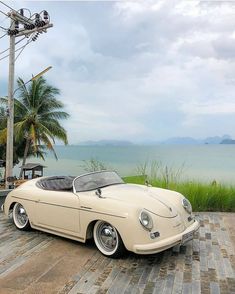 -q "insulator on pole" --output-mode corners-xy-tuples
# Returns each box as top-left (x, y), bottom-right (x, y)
(35, 13), (41, 27)
(43, 11), (49, 21)
(15, 21), (19, 29)
(35, 20), (40, 27)
(32, 32), (39, 41)
(7, 29), (19, 36)
(40, 20), (46, 27)
(24, 23), (35, 30)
